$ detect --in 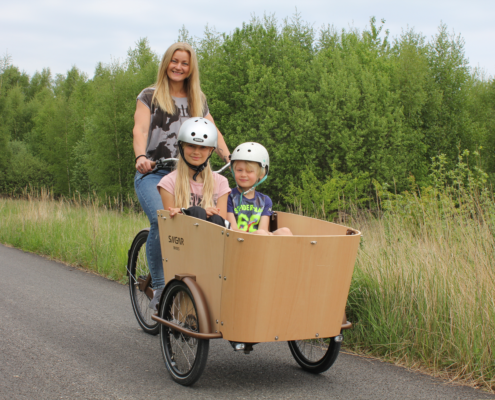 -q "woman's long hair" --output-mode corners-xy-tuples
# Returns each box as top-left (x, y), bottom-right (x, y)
(174, 146), (215, 209)
(152, 42), (205, 117)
